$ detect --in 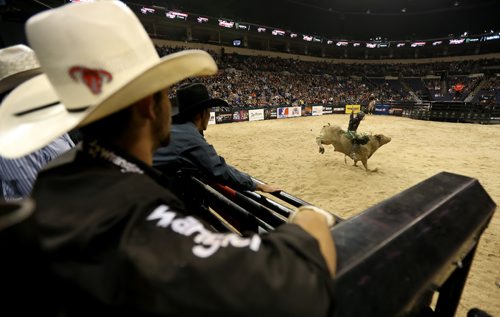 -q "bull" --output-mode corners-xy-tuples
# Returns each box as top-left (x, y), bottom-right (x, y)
(316, 124), (391, 172)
